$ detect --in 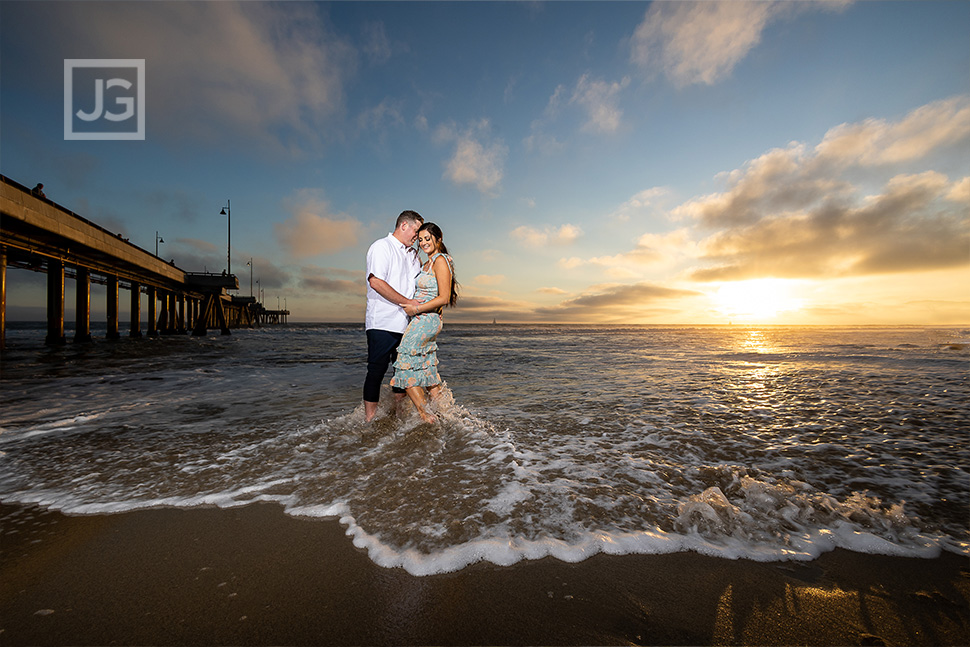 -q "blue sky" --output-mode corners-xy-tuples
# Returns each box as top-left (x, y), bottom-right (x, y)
(2, 1), (968, 324)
